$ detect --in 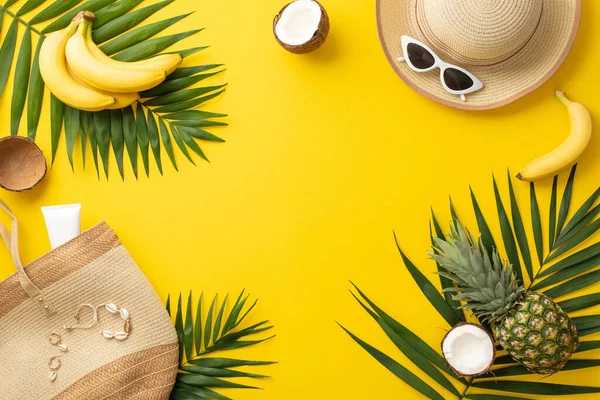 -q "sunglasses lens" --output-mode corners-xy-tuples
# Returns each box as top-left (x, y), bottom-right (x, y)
(406, 43), (435, 70)
(443, 68), (474, 91)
